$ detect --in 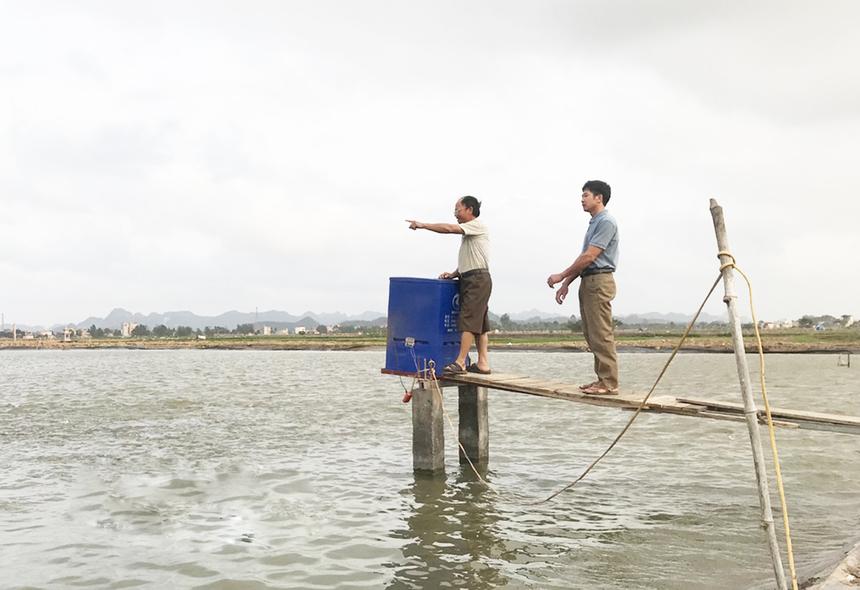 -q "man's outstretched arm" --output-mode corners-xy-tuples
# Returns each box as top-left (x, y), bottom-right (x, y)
(406, 220), (464, 234)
